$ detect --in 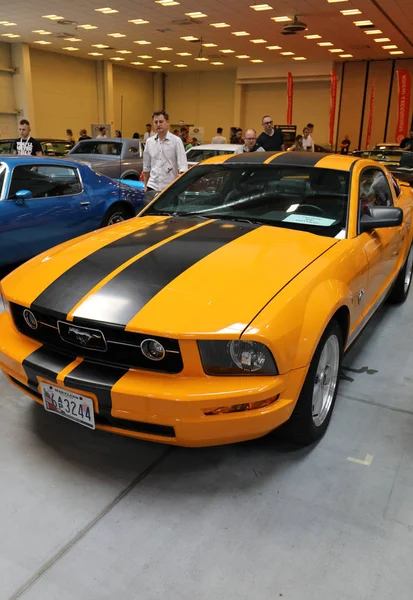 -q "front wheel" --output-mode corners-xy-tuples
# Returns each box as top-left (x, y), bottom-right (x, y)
(387, 243), (413, 304)
(281, 319), (343, 445)
(100, 205), (130, 227)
